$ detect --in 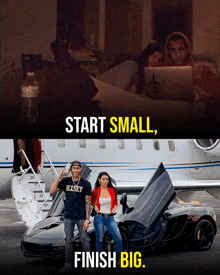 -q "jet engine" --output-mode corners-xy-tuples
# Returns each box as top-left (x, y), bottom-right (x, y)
(194, 139), (220, 156)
